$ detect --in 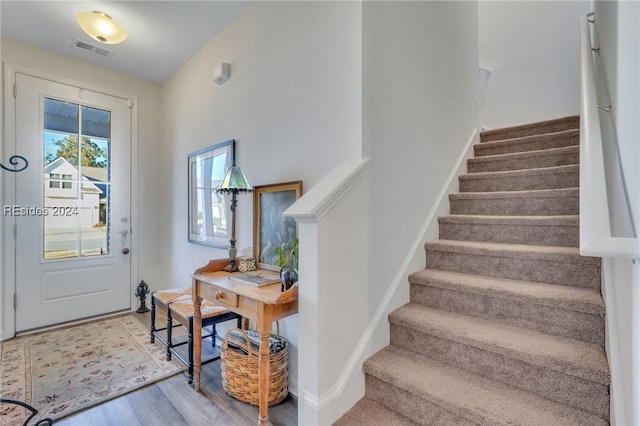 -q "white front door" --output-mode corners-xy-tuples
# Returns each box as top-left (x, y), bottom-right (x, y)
(13, 73), (132, 332)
